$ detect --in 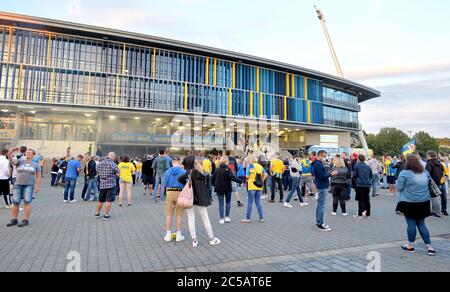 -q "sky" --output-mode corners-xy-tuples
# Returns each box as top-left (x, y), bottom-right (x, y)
(1, 0), (449, 137)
